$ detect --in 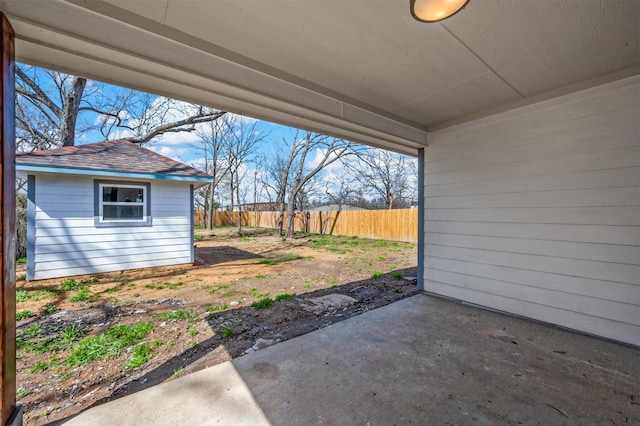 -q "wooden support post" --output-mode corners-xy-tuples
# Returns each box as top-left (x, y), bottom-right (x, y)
(0, 12), (16, 426)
